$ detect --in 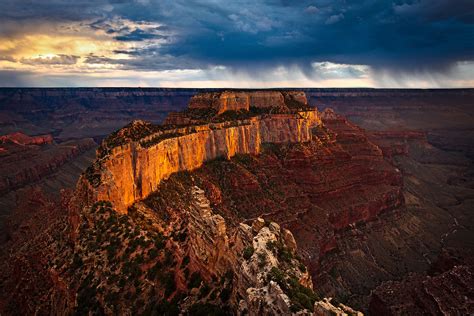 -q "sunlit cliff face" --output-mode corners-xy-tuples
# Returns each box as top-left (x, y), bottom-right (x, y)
(0, 0), (473, 87)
